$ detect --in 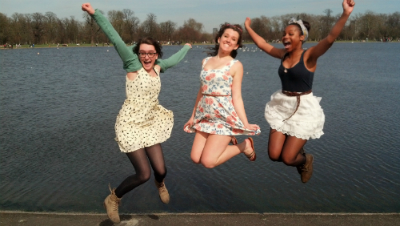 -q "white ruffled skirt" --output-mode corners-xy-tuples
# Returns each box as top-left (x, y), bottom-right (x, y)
(264, 90), (325, 140)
